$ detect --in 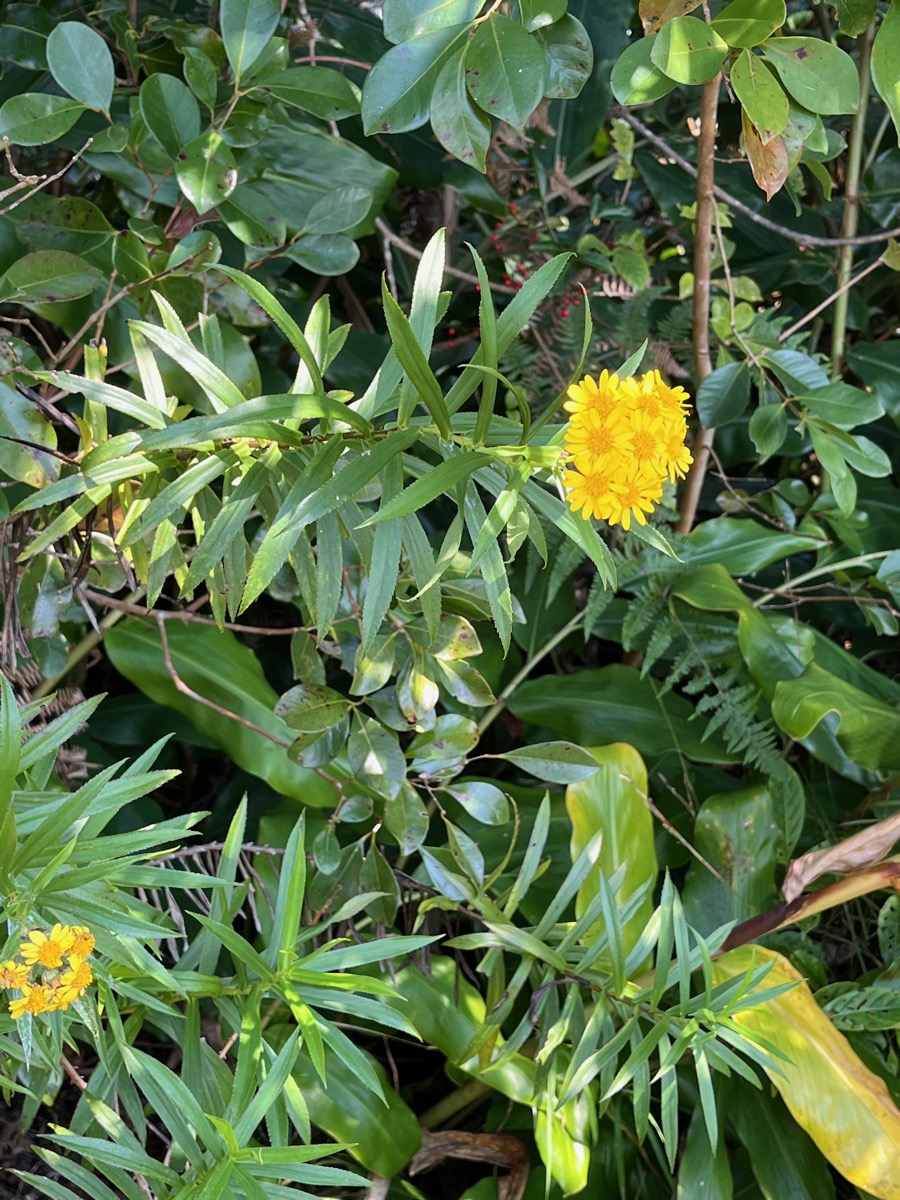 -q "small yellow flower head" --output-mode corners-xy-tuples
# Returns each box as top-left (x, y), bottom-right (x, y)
(19, 924), (75, 969)
(54, 957), (93, 1010)
(67, 927), (96, 960)
(0, 960), (30, 989)
(9, 983), (54, 1020)
(562, 368), (692, 529)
